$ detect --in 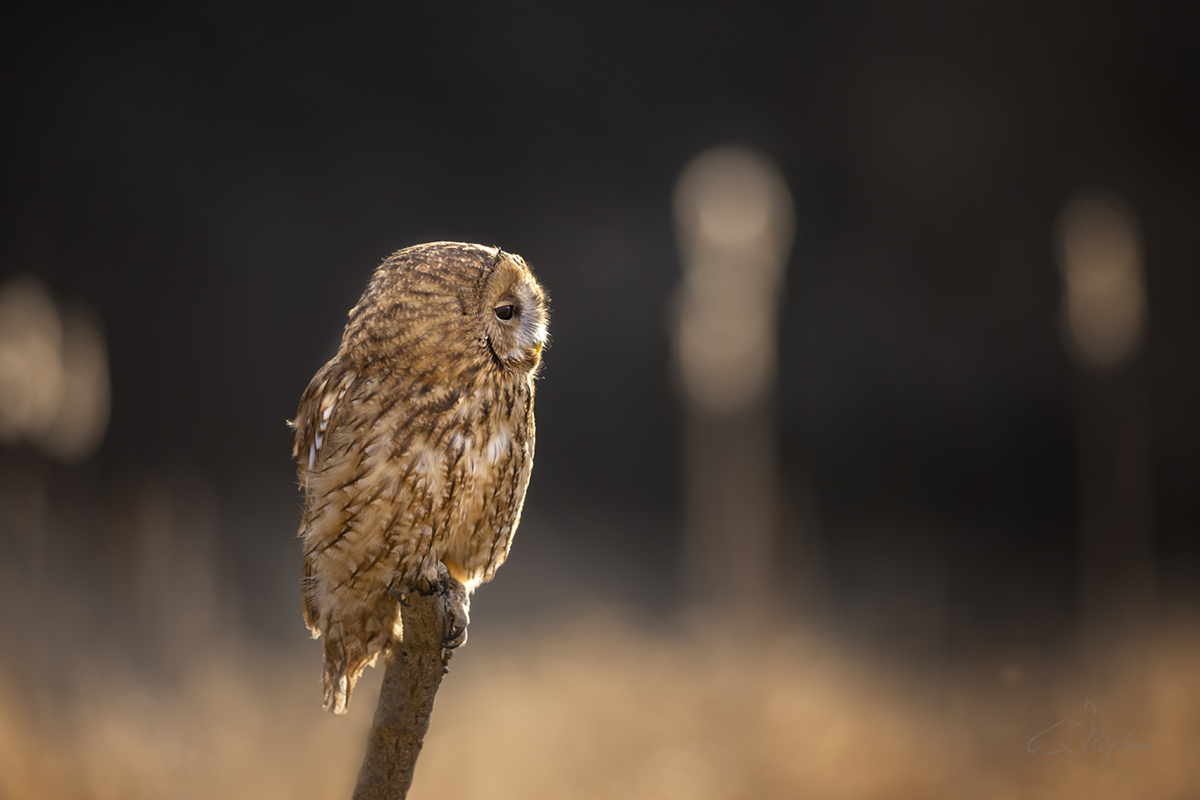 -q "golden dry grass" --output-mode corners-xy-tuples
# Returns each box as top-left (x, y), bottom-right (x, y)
(1, 612), (1197, 800)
